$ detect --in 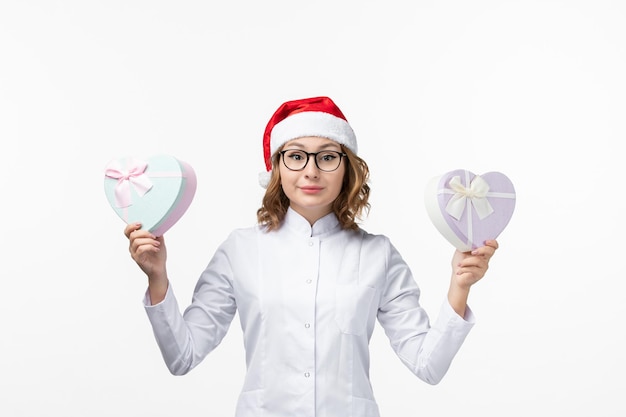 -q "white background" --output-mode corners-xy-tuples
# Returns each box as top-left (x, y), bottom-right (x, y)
(1, 1), (624, 416)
